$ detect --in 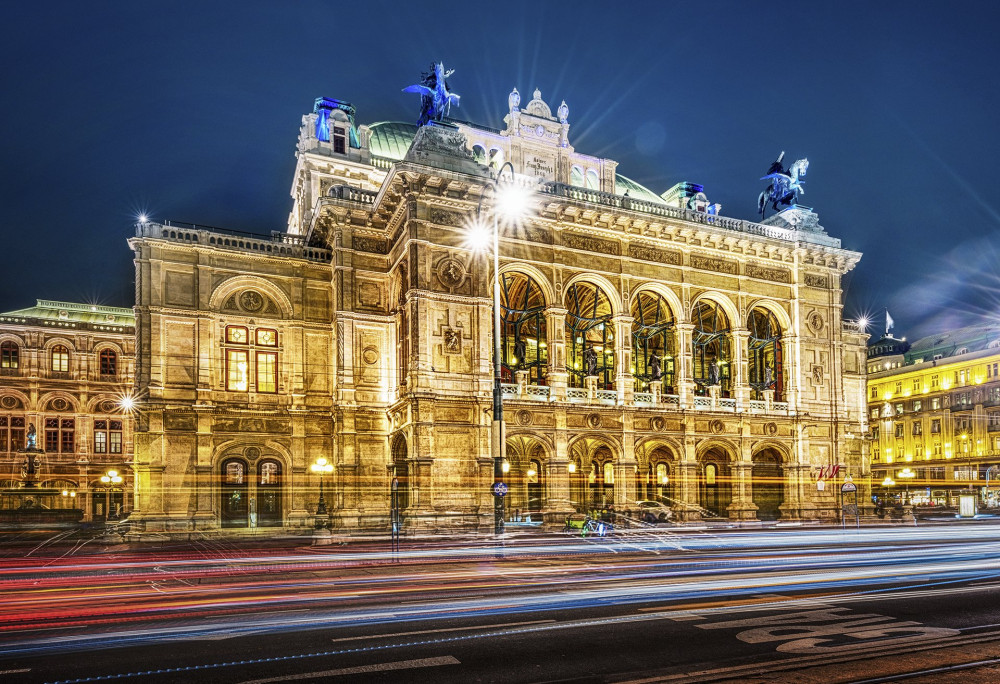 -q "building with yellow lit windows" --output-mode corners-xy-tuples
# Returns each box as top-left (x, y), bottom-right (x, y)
(867, 322), (1000, 509)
